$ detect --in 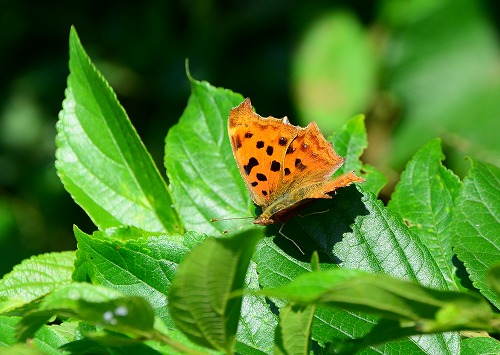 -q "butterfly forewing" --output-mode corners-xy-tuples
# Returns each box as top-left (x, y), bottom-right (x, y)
(228, 98), (297, 208)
